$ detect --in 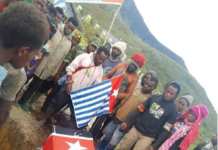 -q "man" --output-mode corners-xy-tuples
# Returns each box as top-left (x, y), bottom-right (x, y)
(0, 2), (49, 129)
(135, 71), (156, 88)
(54, 6), (64, 24)
(35, 46), (110, 129)
(38, 34), (101, 117)
(118, 82), (181, 150)
(77, 36), (101, 55)
(17, 17), (78, 113)
(98, 77), (159, 150)
(102, 41), (126, 75)
(177, 95), (194, 118)
(194, 134), (217, 150)
(91, 54), (146, 141)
